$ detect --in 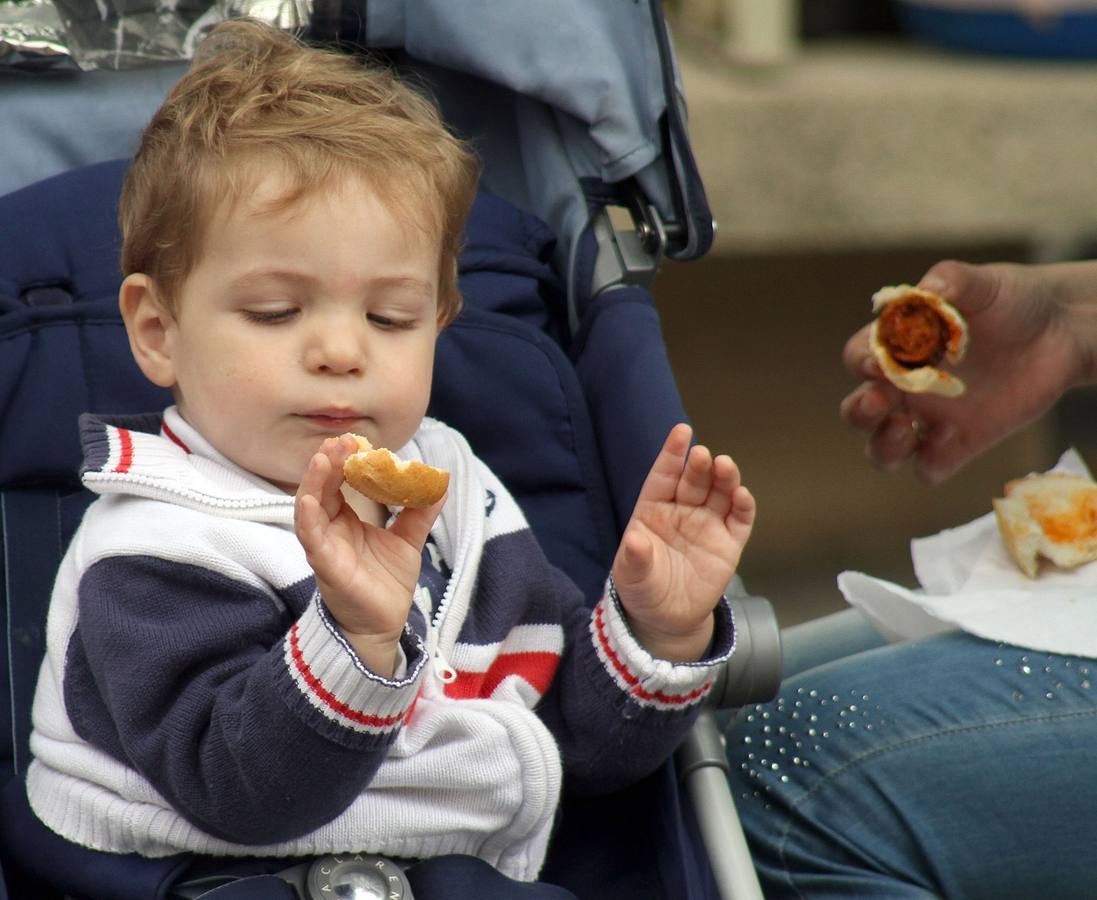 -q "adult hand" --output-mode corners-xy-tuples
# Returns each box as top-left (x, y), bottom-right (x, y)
(840, 259), (1096, 483)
